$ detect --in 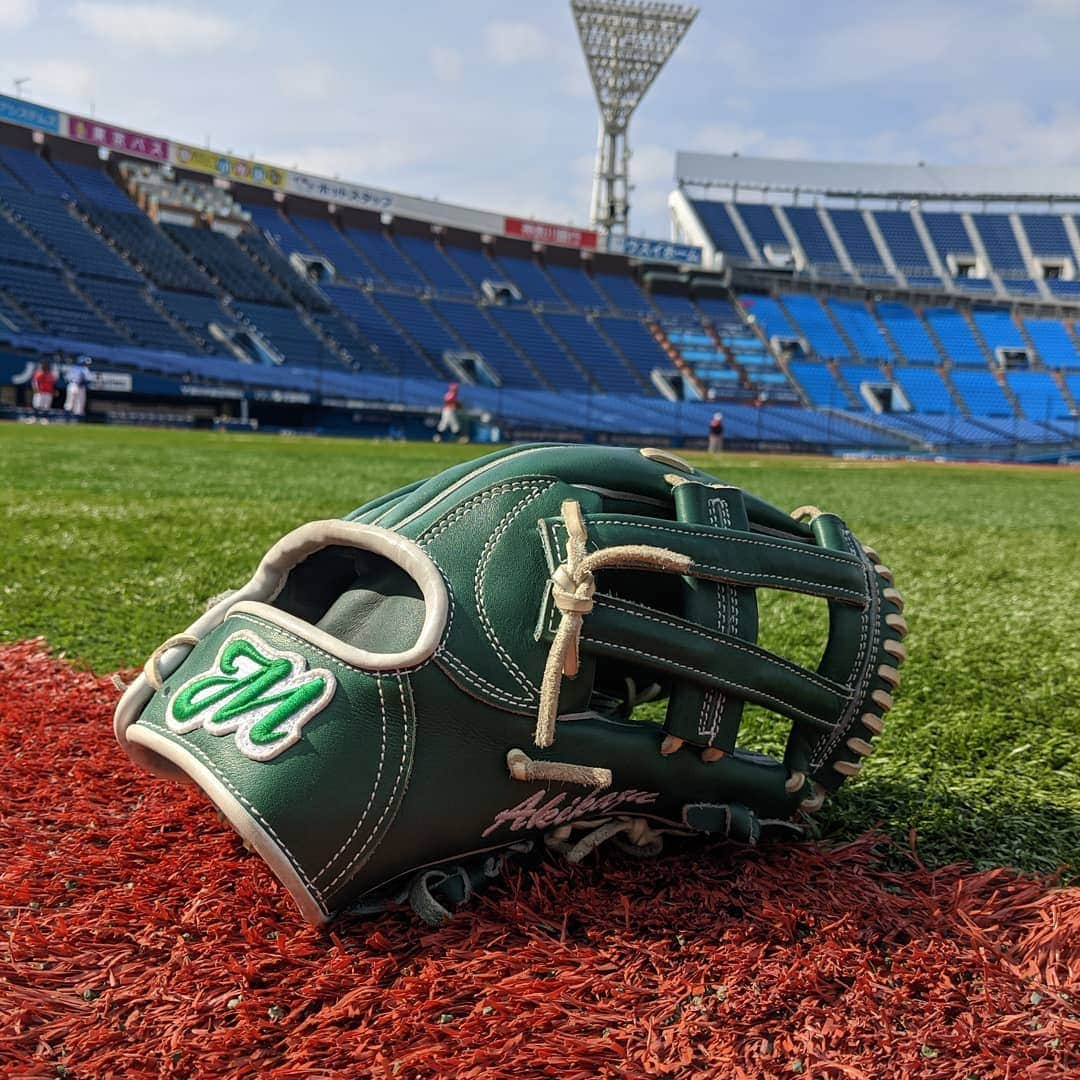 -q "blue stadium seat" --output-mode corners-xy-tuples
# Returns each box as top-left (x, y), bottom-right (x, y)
(0, 147), (70, 197)
(891, 366), (957, 413)
(545, 263), (607, 308)
(971, 309), (1024, 356)
(374, 291), (460, 367)
(970, 214), (1026, 276)
(324, 284), (434, 379)
(922, 211), (974, 269)
(430, 299), (543, 388)
(828, 209), (886, 275)
(344, 228), (425, 290)
(688, 200), (749, 260)
(395, 235), (473, 294)
(164, 225), (286, 303)
(53, 162), (135, 213)
(0, 263), (127, 343)
(232, 302), (337, 367)
(291, 215), (376, 282)
(784, 206), (841, 269)
(788, 360), (851, 408)
(1019, 214), (1073, 257)
(488, 306), (592, 391)
(735, 204), (787, 254)
(1005, 370), (1072, 419)
(595, 316), (668, 383)
(923, 308), (987, 366)
(543, 312), (643, 394)
(1023, 317), (1080, 368)
(949, 368), (1014, 417)
(495, 254), (565, 305)
(826, 298), (893, 360)
(875, 301), (939, 364)
(872, 210), (933, 275)
(781, 295), (850, 358)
